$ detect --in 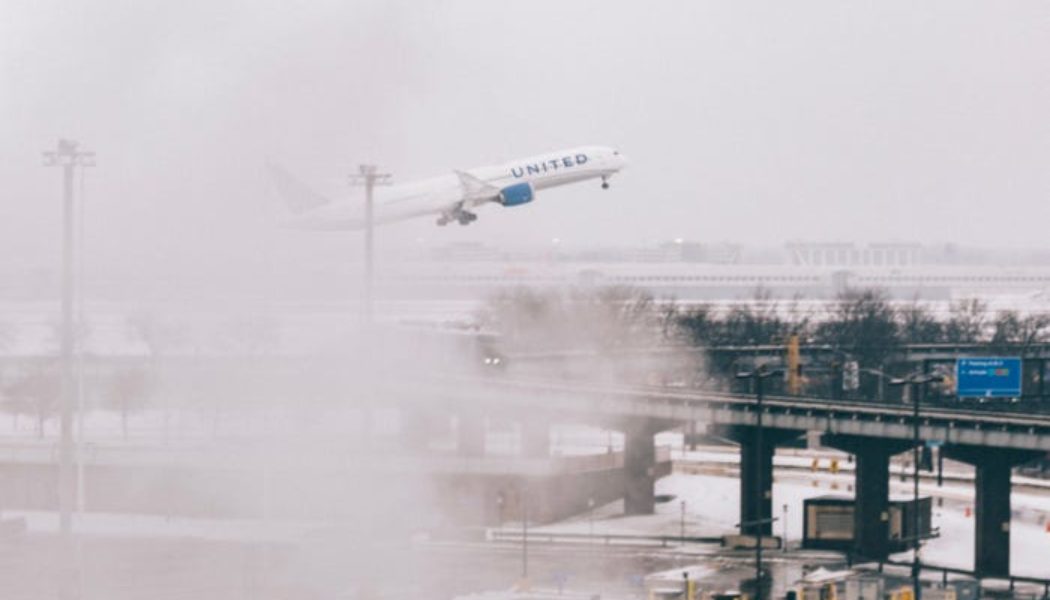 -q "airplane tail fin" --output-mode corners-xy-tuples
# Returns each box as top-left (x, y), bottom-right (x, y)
(265, 161), (333, 214)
